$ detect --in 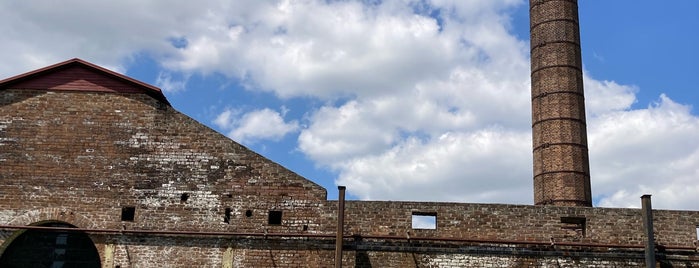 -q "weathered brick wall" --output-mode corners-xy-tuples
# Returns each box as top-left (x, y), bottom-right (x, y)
(340, 252), (646, 268)
(0, 88), (330, 267)
(2, 87), (699, 267)
(322, 201), (699, 267)
(334, 201), (699, 246)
